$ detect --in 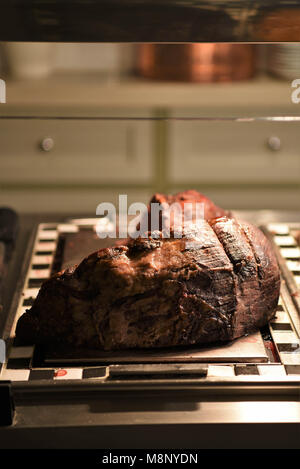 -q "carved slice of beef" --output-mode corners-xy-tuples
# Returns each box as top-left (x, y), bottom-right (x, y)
(15, 216), (280, 351)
